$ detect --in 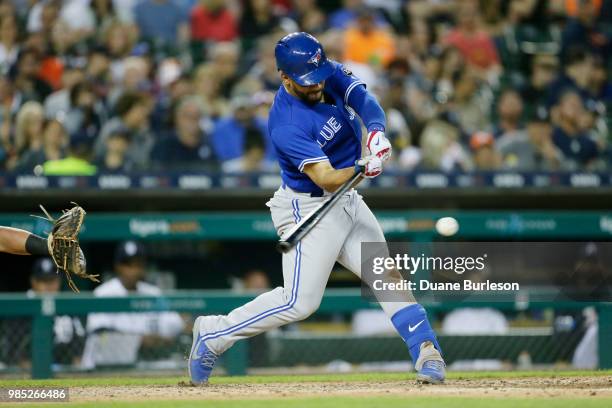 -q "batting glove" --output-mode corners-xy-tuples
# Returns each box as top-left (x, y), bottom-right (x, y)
(355, 155), (383, 178)
(366, 130), (392, 162)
